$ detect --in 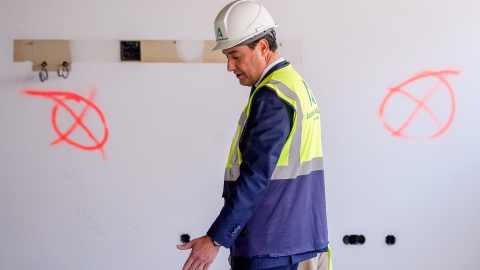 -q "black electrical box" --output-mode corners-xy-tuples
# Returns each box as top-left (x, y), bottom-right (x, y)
(120, 41), (141, 61)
